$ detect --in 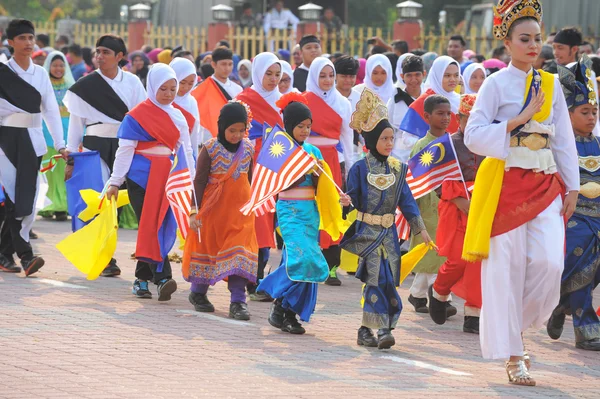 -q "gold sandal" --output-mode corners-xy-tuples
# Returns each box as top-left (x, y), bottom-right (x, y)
(523, 351), (531, 370)
(505, 359), (536, 386)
